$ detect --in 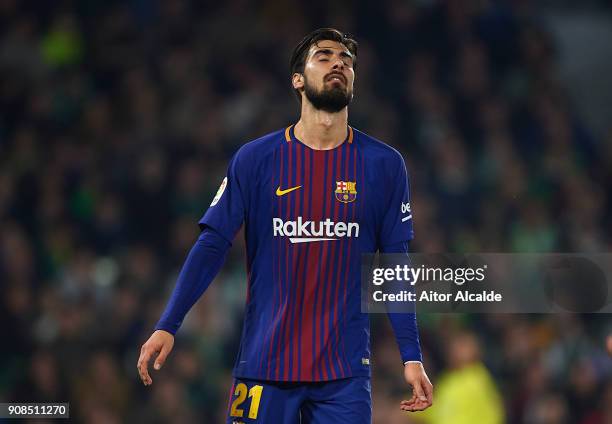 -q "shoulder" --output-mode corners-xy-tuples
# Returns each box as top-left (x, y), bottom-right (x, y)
(352, 127), (407, 172)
